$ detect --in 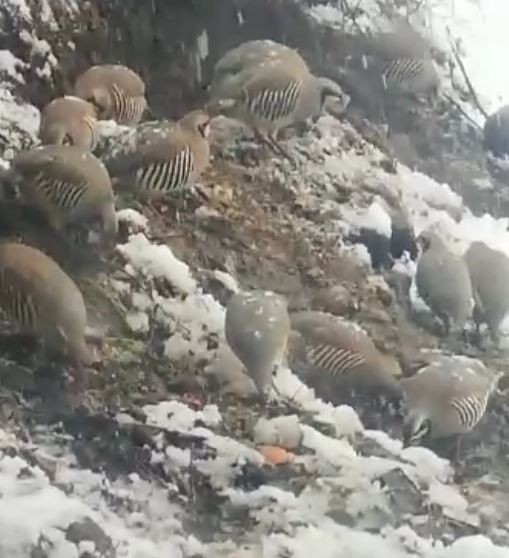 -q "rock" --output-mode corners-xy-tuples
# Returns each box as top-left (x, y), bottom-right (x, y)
(65, 517), (115, 557)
